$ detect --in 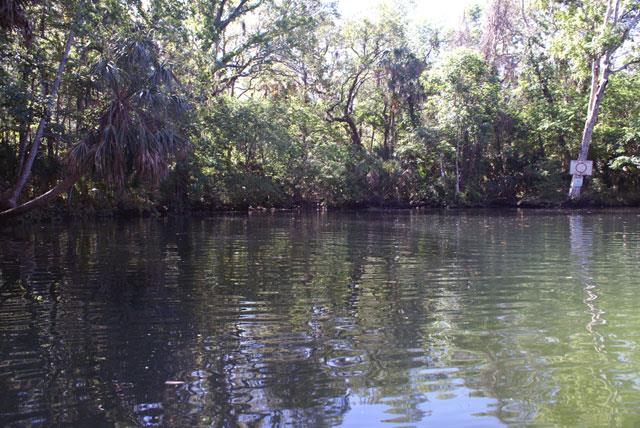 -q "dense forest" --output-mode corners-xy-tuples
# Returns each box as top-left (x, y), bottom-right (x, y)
(1, 0), (640, 219)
